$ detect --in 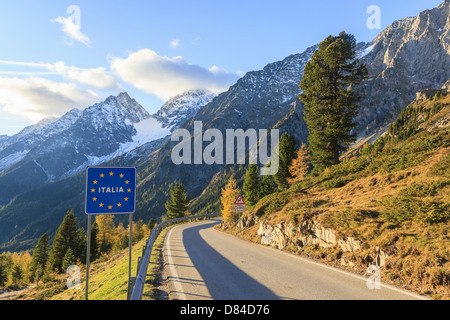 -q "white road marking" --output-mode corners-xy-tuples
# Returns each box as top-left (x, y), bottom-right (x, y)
(166, 226), (187, 300)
